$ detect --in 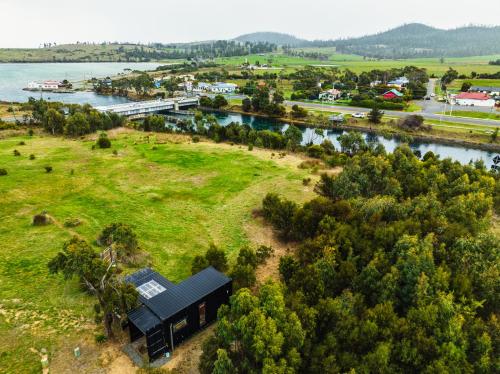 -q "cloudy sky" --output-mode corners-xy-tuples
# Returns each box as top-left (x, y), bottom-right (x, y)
(2, 0), (500, 47)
